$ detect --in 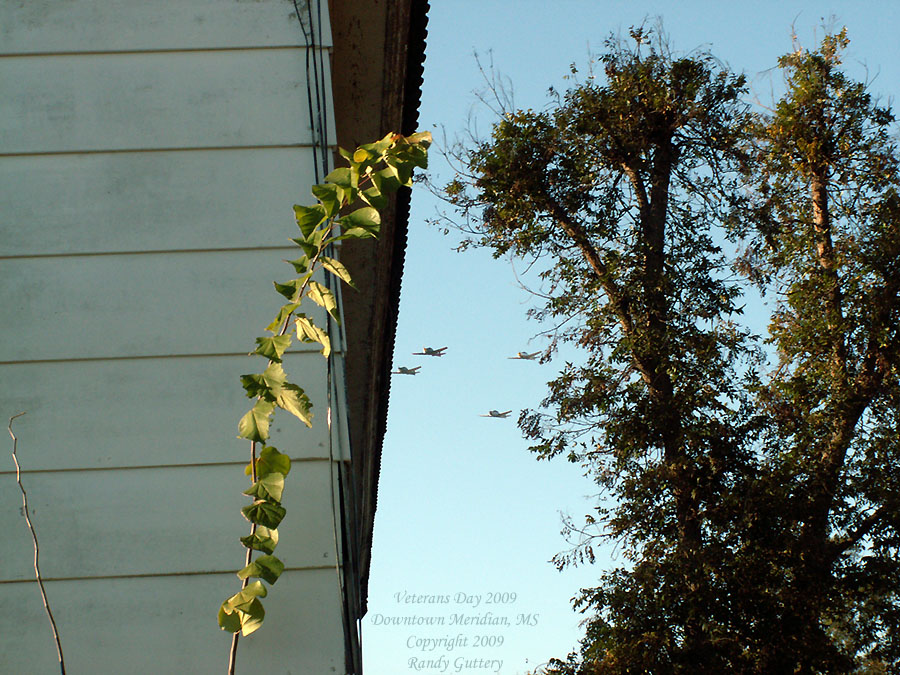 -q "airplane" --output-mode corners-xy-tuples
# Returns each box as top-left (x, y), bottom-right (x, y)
(480, 410), (512, 418)
(412, 346), (447, 357)
(509, 351), (540, 360)
(392, 366), (421, 375)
